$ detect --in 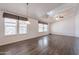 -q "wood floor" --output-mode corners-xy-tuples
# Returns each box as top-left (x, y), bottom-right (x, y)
(0, 34), (79, 55)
